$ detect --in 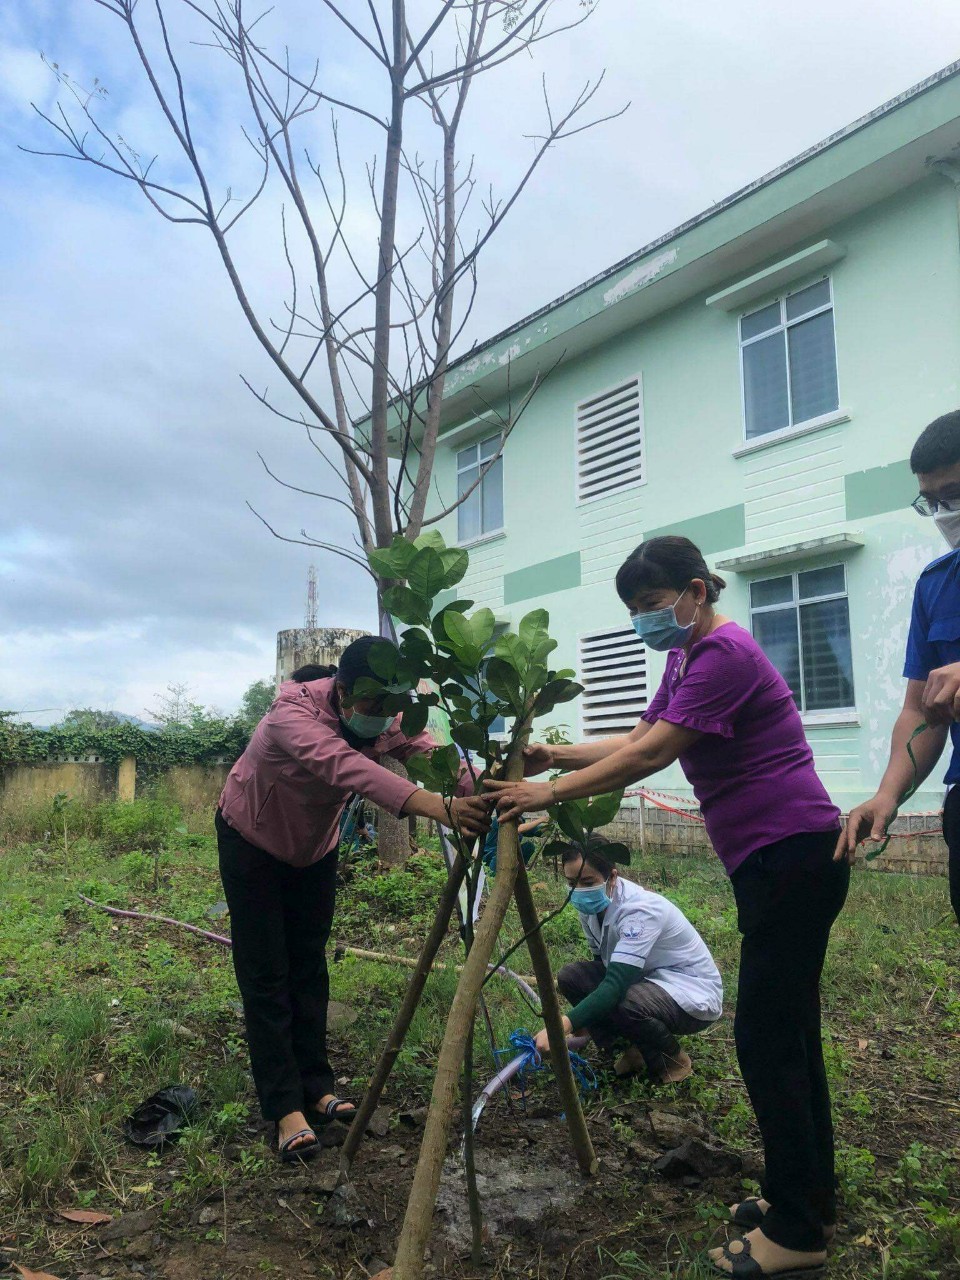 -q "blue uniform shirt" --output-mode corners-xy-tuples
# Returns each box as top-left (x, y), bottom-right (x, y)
(903, 548), (960, 784)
